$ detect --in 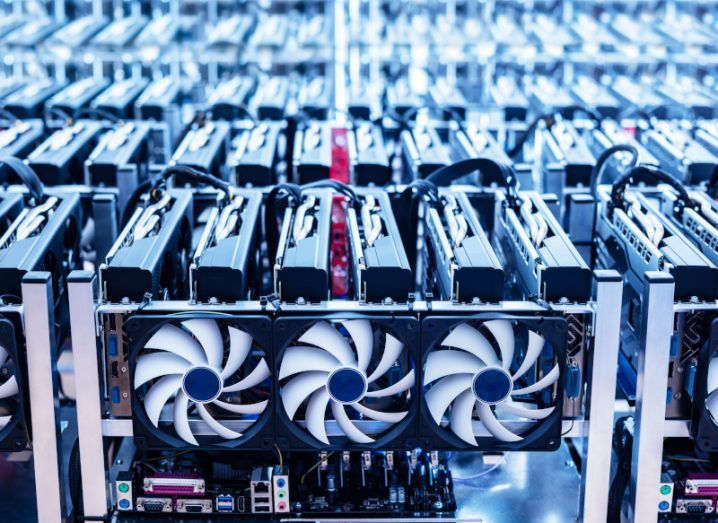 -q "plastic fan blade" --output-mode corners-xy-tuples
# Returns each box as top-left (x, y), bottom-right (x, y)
(134, 352), (191, 389)
(477, 402), (523, 442)
(422, 350), (483, 386)
(279, 346), (340, 381)
(484, 320), (515, 370)
(342, 320), (373, 372)
(173, 391), (198, 446)
(0, 375), (18, 399)
(364, 369), (415, 398)
(708, 358), (718, 395)
(0, 415), (10, 430)
(353, 403), (407, 423)
(305, 388), (330, 445)
(298, 321), (356, 366)
(145, 324), (206, 366)
(221, 327), (253, 380)
(450, 389), (478, 446)
(440, 323), (499, 366)
(0, 344), (8, 369)
(500, 400), (554, 420)
(196, 403), (242, 439)
(281, 371), (327, 419)
(707, 392), (718, 422)
(366, 333), (403, 383)
(512, 330), (545, 380)
(213, 399), (268, 415)
(182, 319), (224, 370)
(424, 374), (473, 425)
(333, 402), (374, 443)
(144, 375), (183, 427)
(512, 365), (560, 396)
(222, 358), (271, 393)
